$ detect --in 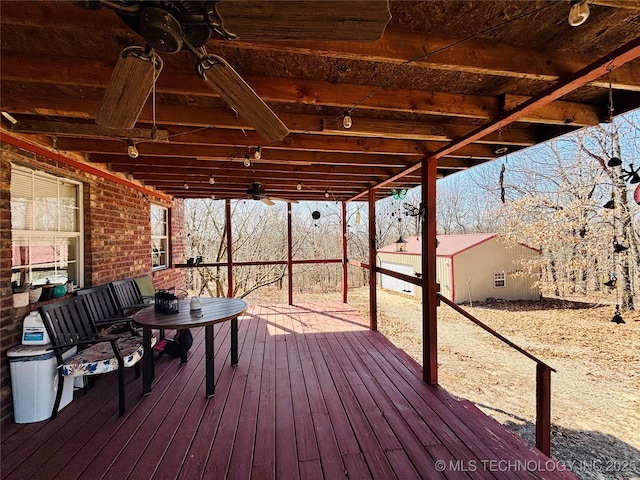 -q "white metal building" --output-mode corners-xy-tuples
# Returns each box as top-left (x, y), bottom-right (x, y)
(377, 233), (541, 304)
